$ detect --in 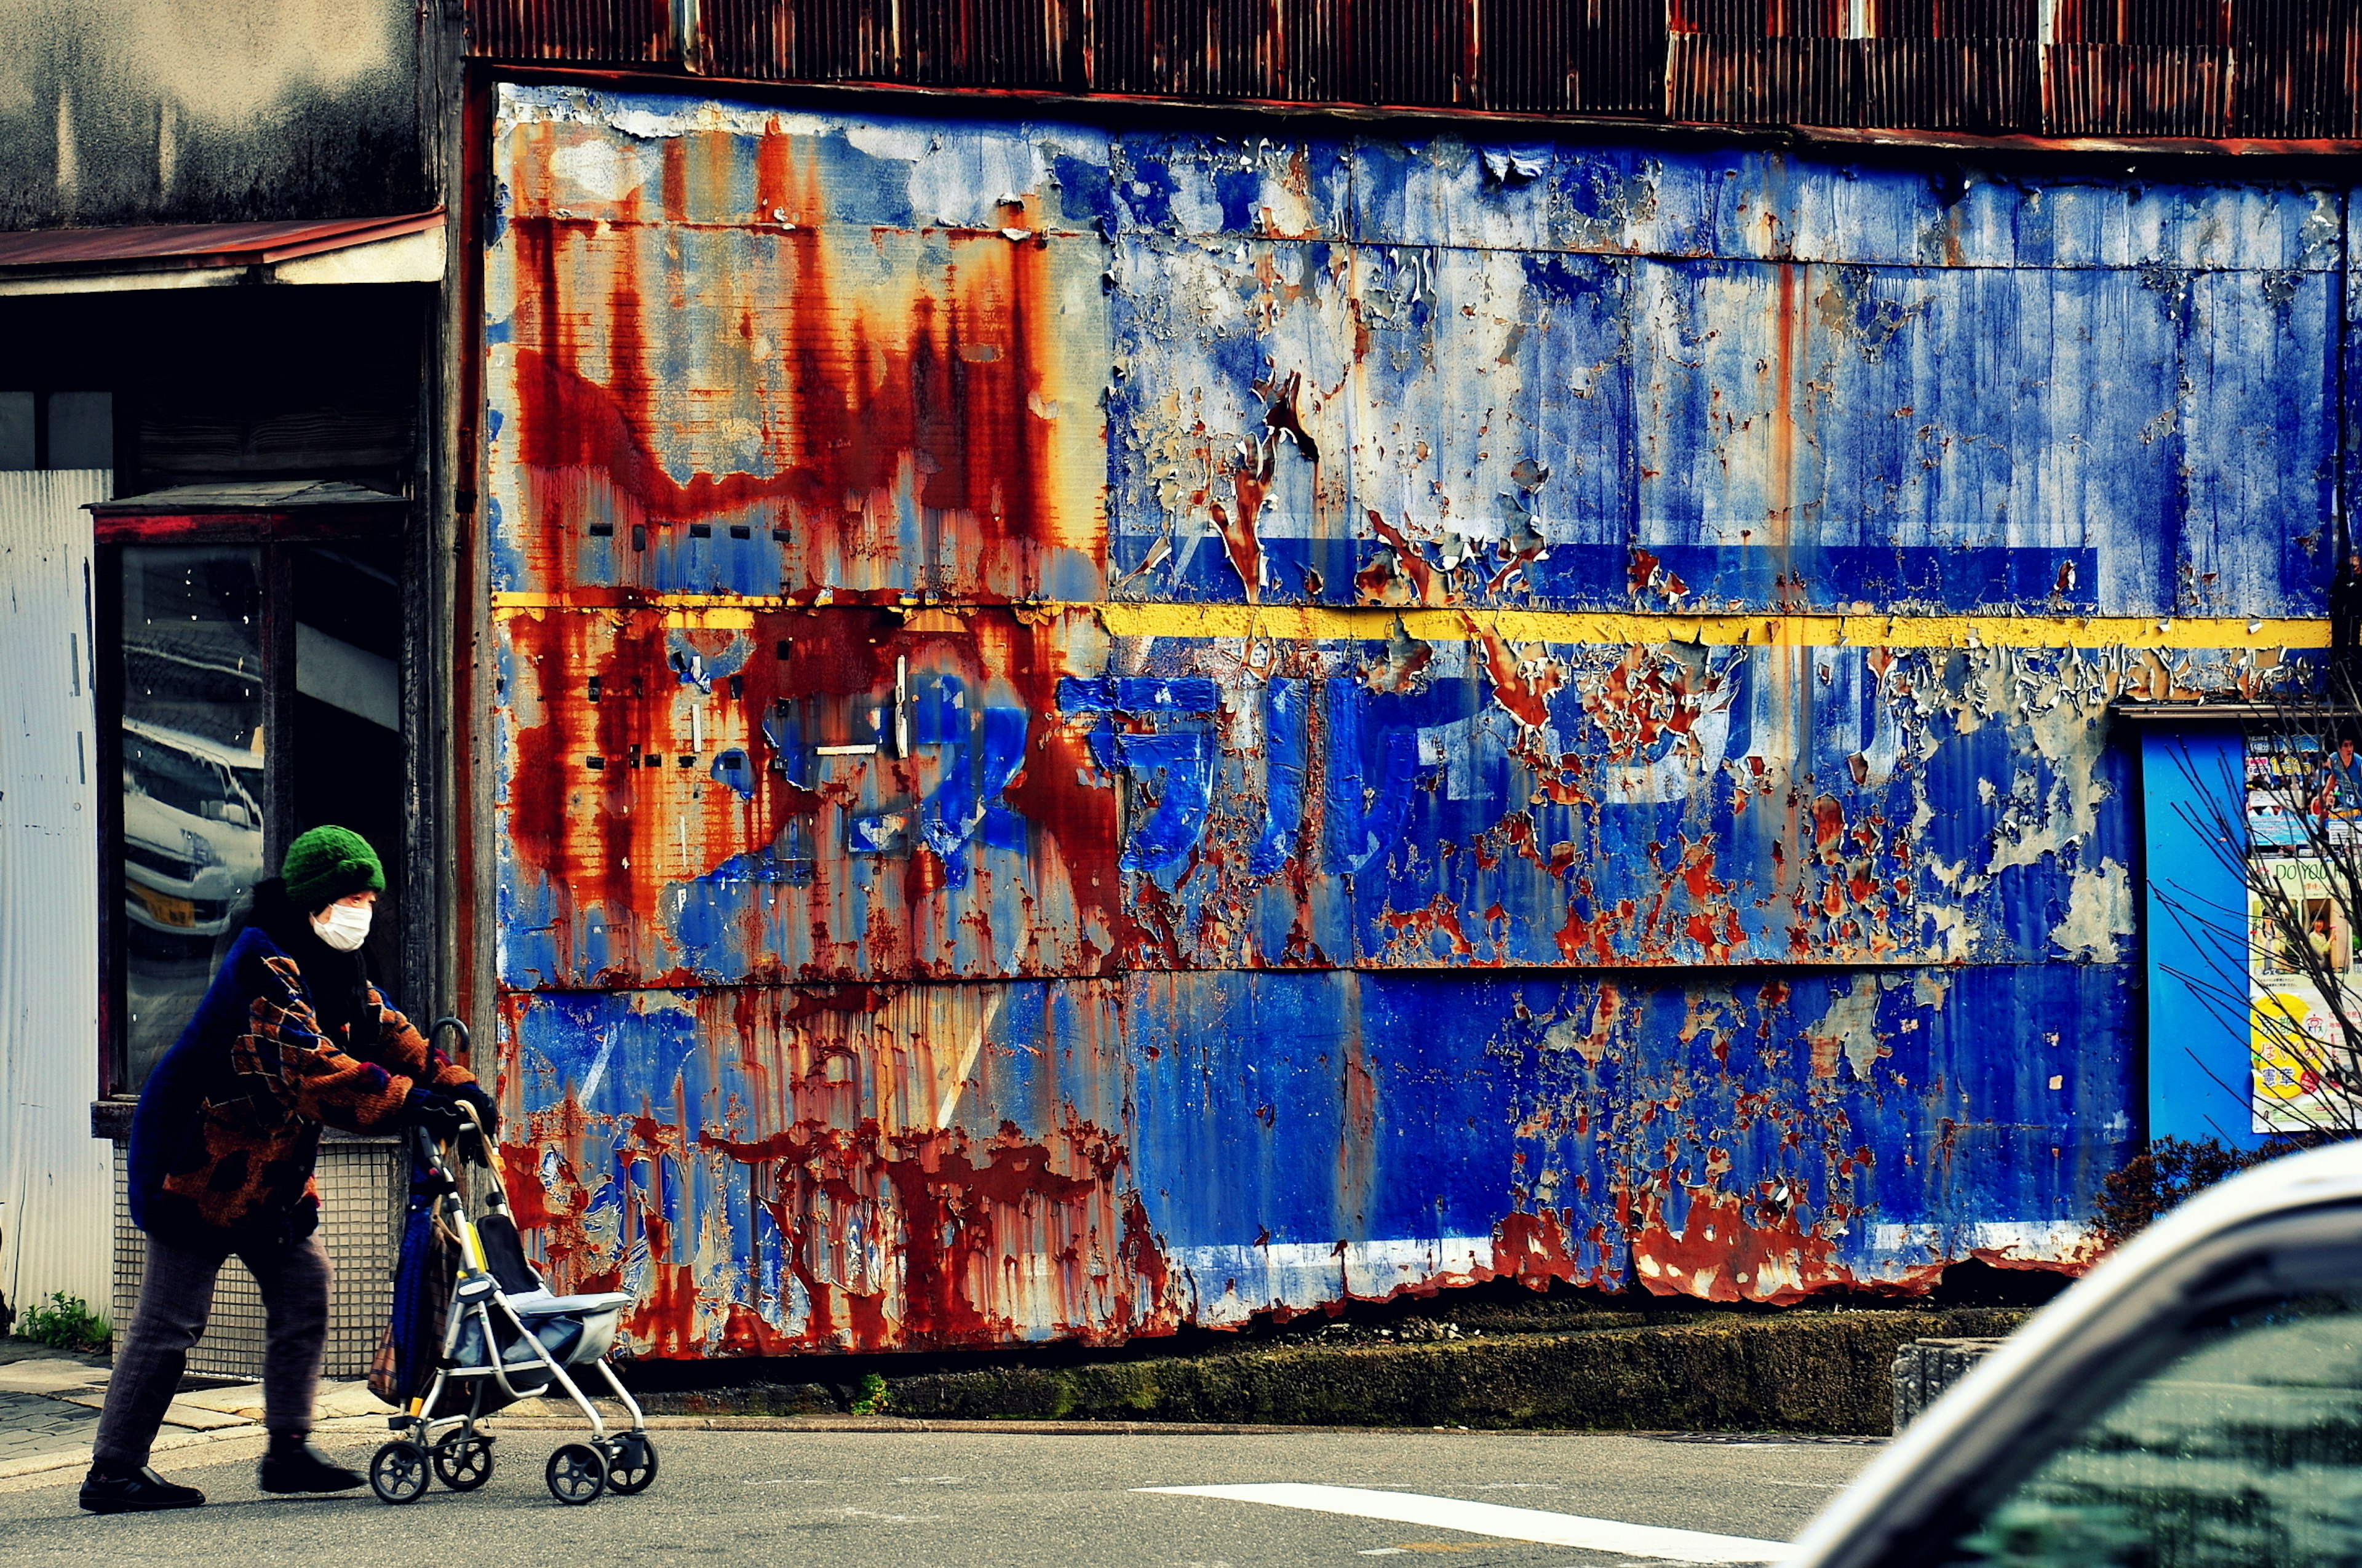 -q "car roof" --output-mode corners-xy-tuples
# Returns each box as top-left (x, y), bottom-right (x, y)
(1786, 1140), (2362, 1567)
(122, 717), (264, 774)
